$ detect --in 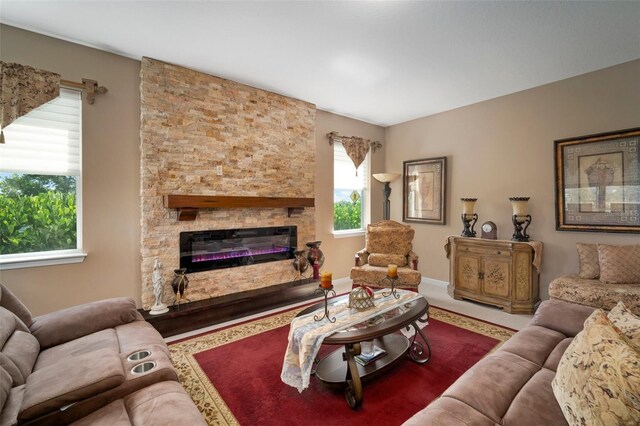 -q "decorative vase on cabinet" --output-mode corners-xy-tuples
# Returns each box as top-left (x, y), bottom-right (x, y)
(444, 236), (541, 314)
